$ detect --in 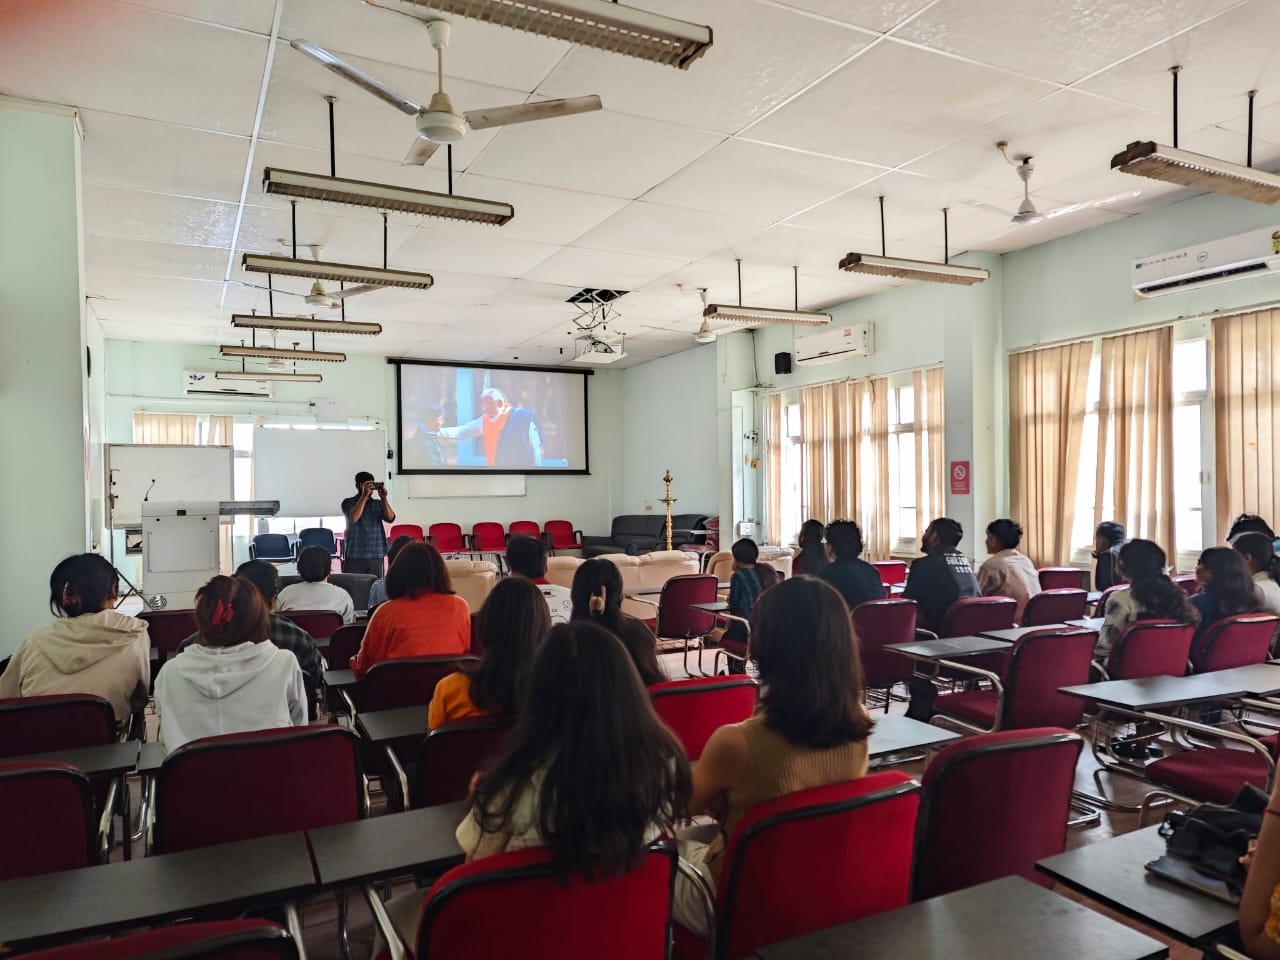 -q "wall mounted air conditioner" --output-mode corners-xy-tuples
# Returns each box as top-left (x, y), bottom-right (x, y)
(794, 322), (874, 366)
(1132, 225), (1280, 299)
(183, 370), (273, 399)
